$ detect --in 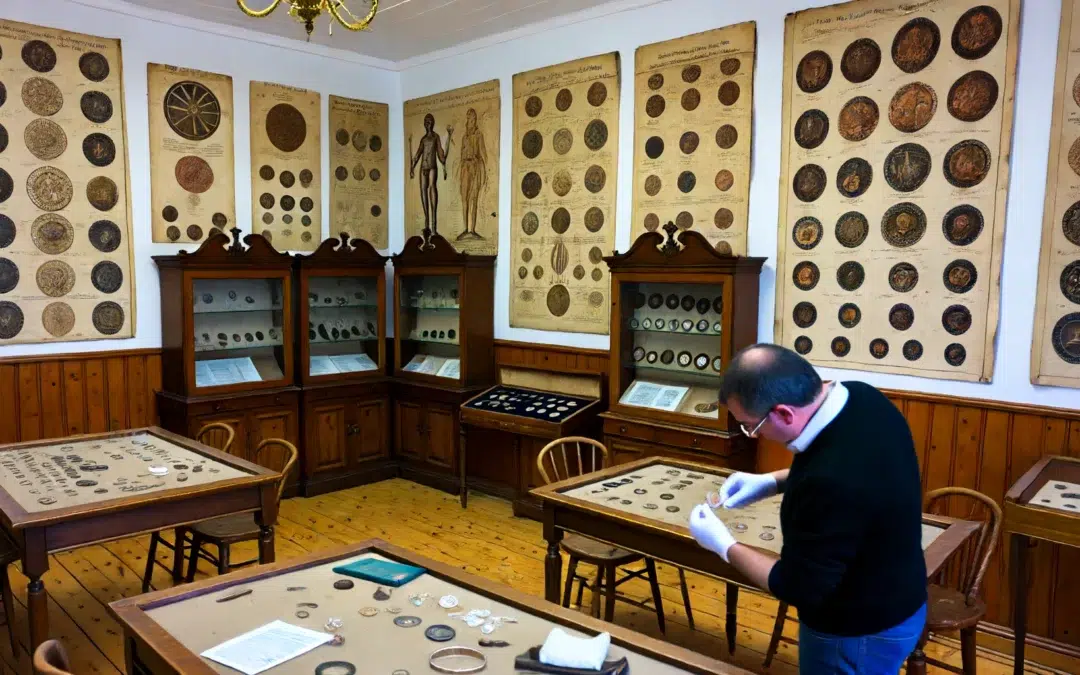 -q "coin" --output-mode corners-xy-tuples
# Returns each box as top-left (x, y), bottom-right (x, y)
(22, 40), (57, 72)
(882, 203), (927, 247)
(588, 82), (607, 106)
(836, 261), (865, 291)
(551, 208), (570, 234)
(892, 17), (940, 73)
(792, 261), (820, 291)
(679, 131), (700, 155)
(796, 50), (832, 93)
(585, 165), (607, 193)
(948, 71), (999, 122)
(944, 343), (967, 367)
(869, 339), (889, 360)
(718, 81), (740, 106)
(79, 51), (111, 81)
(793, 301), (817, 328)
(259, 165), (275, 181)
(87, 176), (119, 212)
(715, 169), (733, 192)
(1064, 203), (1080, 247)
(889, 304), (914, 331)
(369, 136), (382, 153)
(944, 260), (977, 294)
(36, 260), (75, 297)
(23, 118), (67, 161)
(645, 94), (666, 118)
(0, 170), (10, 205)
(584, 207), (604, 233)
(1061, 261), (1080, 304)
(554, 88), (573, 111)
(889, 82), (938, 133)
(27, 166), (73, 212)
(645, 136), (664, 159)
(792, 164), (826, 202)
(524, 96), (542, 117)
(716, 125), (738, 149)
(30, 214), (73, 255)
(792, 217), (822, 250)
(942, 305), (972, 335)
(952, 5), (1003, 60)
(794, 336), (813, 354)
(675, 211), (693, 230)
(584, 120), (608, 151)
(903, 340), (924, 361)
(715, 209), (734, 230)
(546, 285), (570, 317)
(890, 262), (919, 292)
(82, 90), (114, 124)
(89, 220), (122, 252)
(425, 625), (456, 642)
(676, 171), (696, 194)
(943, 140), (991, 188)
(521, 130), (542, 158)
(166, 226), (181, 241)
(394, 615), (422, 627)
(92, 301), (125, 335)
(334, 166), (348, 181)
(835, 211), (869, 248)
(22, 77), (63, 116)
(0, 302), (23, 339)
(1052, 313), (1080, 364)
(187, 225), (204, 241)
(0, 258), (18, 294)
(521, 172), (542, 199)
(838, 97), (879, 142)
(831, 336), (851, 357)
(794, 109), (829, 149)
(841, 38), (881, 83)
(836, 157), (872, 198)
(884, 143), (931, 192)
(175, 156), (214, 193)
(0, 215), (13, 249)
(942, 205), (984, 246)
(41, 302), (75, 337)
(265, 103), (307, 153)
